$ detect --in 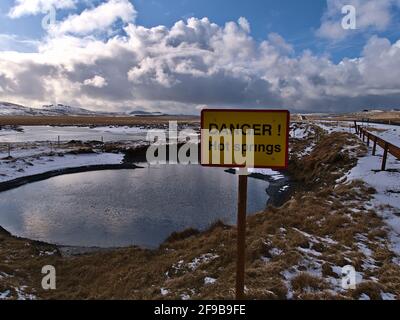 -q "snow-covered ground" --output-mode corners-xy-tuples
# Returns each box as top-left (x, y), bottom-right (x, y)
(344, 149), (400, 256)
(0, 124), (198, 144)
(0, 124), (165, 184)
(0, 152), (124, 183)
(279, 228), (395, 300)
(345, 153), (400, 211)
(233, 167), (285, 181)
(315, 121), (355, 134)
(0, 125), (149, 143)
(249, 168), (285, 180)
(315, 120), (400, 256)
(315, 121), (399, 210)
(0, 287), (36, 300)
(362, 123), (400, 146)
(316, 120), (399, 146)
(165, 252), (220, 299)
(290, 123), (319, 139)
